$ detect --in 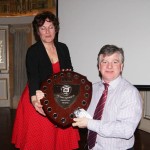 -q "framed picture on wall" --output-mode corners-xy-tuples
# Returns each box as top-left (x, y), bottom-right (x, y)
(0, 26), (9, 72)
(0, 0), (57, 16)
